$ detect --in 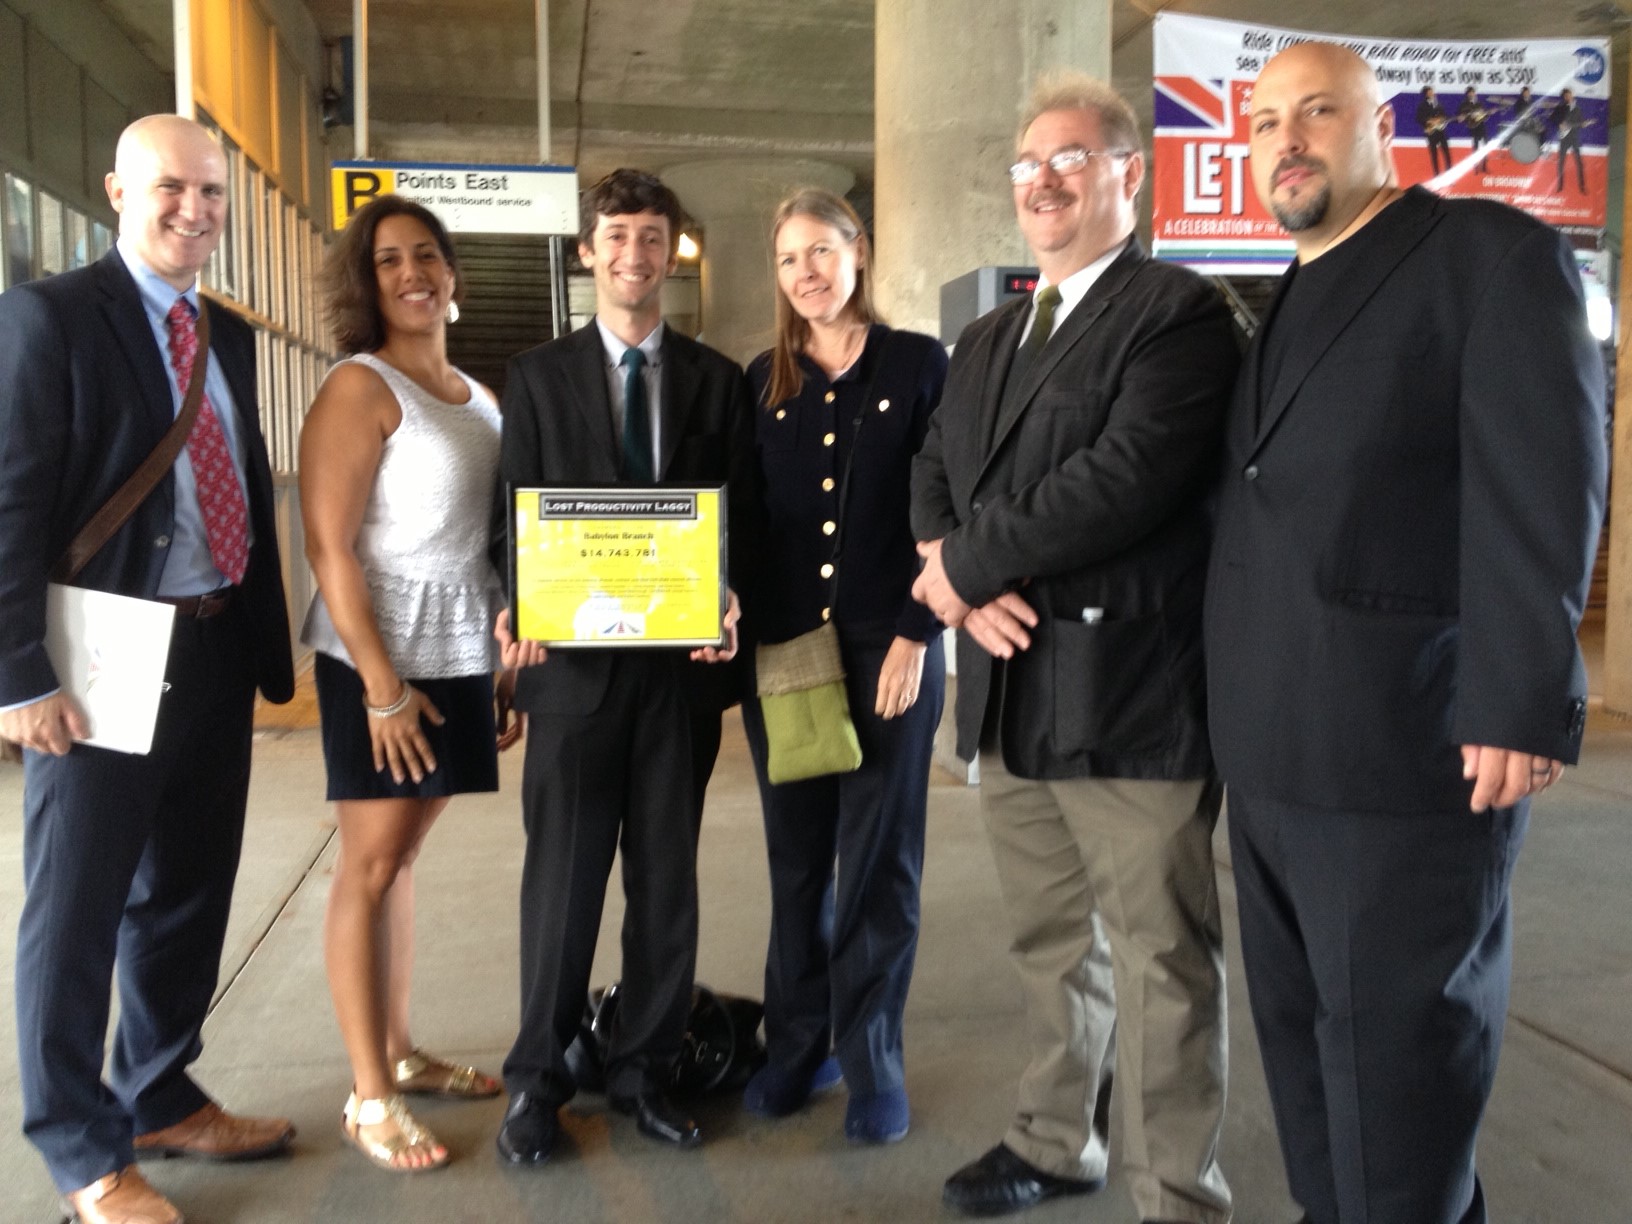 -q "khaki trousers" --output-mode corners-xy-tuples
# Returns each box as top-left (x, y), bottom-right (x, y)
(979, 750), (1232, 1223)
